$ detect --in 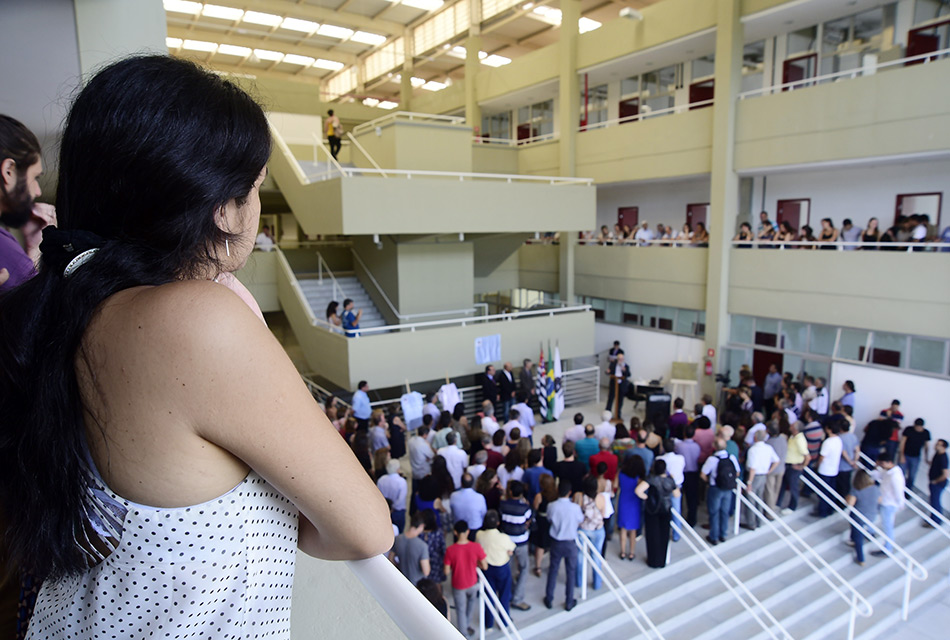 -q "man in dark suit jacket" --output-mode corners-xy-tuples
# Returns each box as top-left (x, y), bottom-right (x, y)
(482, 365), (500, 415)
(496, 362), (517, 421)
(604, 351), (631, 420)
